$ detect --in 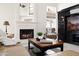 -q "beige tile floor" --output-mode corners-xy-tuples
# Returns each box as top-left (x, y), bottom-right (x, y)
(0, 45), (30, 56)
(64, 43), (79, 52)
